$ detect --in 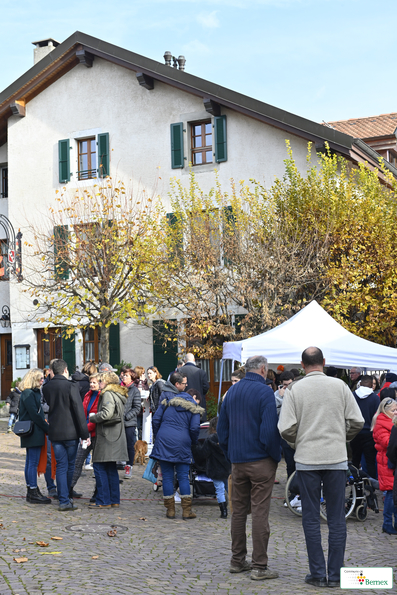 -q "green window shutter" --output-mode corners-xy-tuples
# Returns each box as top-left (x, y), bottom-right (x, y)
(109, 323), (120, 367)
(170, 123), (184, 169)
(214, 115), (227, 163)
(223, 205), (235, 266)
(153, 320), (178, 379)
(98, 133), (109, 177)
(166, 212), (184, 265)
(54, 225), (69, 280)
(62, 333), (76, 374)
(58, 139), (70, 183)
